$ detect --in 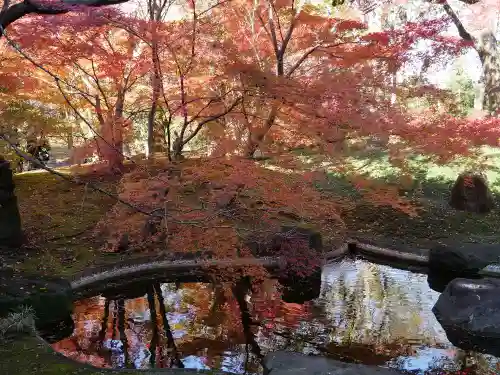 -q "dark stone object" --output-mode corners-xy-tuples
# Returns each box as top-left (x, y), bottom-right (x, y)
(449, 171), (494, 213)
(427, 243), (500, 292)
(264, 351), (403, 375)
(246, 225), (323, 304)
(432, 277), (500, 357)
(0, 269), (74, 330)
(0, 159), (22, 248)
